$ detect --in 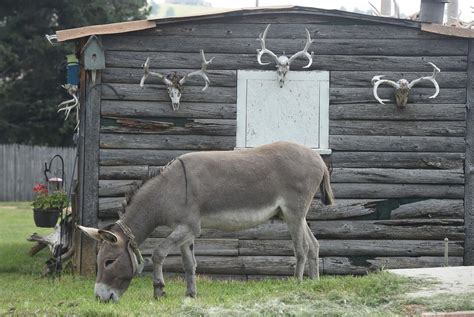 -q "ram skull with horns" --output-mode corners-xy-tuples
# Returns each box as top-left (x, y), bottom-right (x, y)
(371, 62), (440, 108)
(140, 49), (215, 111)
(257, 24), (314, 88)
